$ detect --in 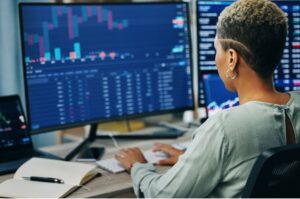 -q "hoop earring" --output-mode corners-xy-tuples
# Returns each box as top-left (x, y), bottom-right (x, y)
(225, 68), (238, 80)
